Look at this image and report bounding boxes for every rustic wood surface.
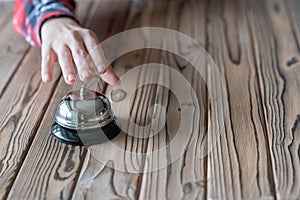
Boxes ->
[0,0,299,199]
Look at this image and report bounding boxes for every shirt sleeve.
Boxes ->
[13,0,77,48]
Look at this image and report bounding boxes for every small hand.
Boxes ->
[40,17,119,85]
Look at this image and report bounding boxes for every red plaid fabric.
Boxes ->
[13,0,76,48]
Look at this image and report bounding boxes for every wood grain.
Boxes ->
[0,0,299,199]
[5,1,93,200]
[206,0,275,199]
[71,1,179,198]
[0,48,61,199]
[137,0,209,199]
[286,0,300,51]
[7,77,84,200]
[0,2,29,96]
[71,51,160,199]
[247,0,300,198]
[0,2,13,30]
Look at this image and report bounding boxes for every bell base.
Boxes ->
[51,120,121,146]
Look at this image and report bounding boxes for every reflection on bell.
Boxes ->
[51,86,121,146]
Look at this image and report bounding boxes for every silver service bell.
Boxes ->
[51,86,121,146]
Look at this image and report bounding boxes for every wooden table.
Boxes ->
[0,0,299,199]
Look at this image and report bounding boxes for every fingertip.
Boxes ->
[96,65,104,73]
[66,74,76,85]
[100,67,120,85]
[42,74,51,83]
[80,69,92,81]
[115,78,121,86]
[41,49,55,84]
[108,78,120,86]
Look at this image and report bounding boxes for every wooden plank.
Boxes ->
[71,1,182,198]
[9,0,131,198]
[71,52,159,197]
[286,0,300,49]
[206,0,276,199]
[0,47,61,199]
[4,0,298,199]
[73,0,209,199]
[0,2,13,31]
[5,1,93,200]
[137,0,209,199]
[7,77,85,200]
[247,0,300,198]
[73,48,170,199]
[83,0,129,41]
[139,60,207,200]
[72,73,156,199]
[0,2,29,96]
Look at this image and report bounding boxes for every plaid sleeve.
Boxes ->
[13,0,77,48]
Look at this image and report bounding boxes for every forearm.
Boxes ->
[13,0,77,48]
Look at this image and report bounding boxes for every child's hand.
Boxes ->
[40,17,119,85]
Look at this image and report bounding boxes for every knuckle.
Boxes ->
[61,63,71,70]
[88,60,94,67]
[75,48,87,60]
[61,51,69,60]
[58,46,70,61]
[42,55,51,65]
[75,48,86,58]
[64,66,72,71]
[42,52,54,66]
[74,49,89,67]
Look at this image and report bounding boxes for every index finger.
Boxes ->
[83,32,110,73]
[100,66,120,86]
